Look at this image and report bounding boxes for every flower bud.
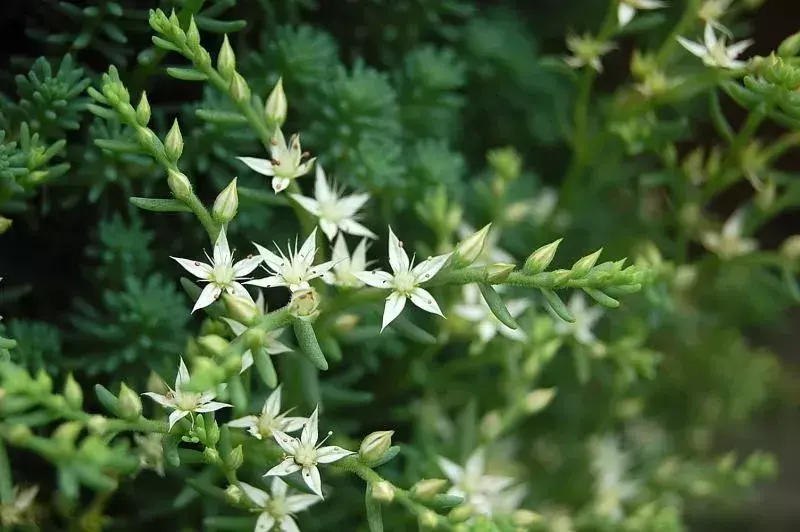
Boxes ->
[136,92,151,126]
[186,16,200,50]
[452,224,491,268]
[524,239,562,274]
[779,31,800,58]
[0,216,12,234]
[449,505,473,523]
[411,478,448,499]
[371,481,396,502]
[198,334,230,357]
[486,262,515,283]
[781,235,800,261]
[289,288,320,318]
[165,120,183,161]
[167,170,193,200]
[118,383,143,421]
[87,415,109,435]
[359,430,394,463]
[222,293,259,325]
[63,373,83,409]
[227,444,244,470]
[230,72,250,102]
[522,387,557,414]
[225,484,243,504]
[217,35,236,80]
[35,370,52,394]
[419,510,439,529]
[487,147,522,183]
[53,421,83,447]
[571,248,602,277]
[513,510,542,526]
[212,178,239,223]
[7,425,32,445]
[265,77,288,127]
[480,410,503,441]
[203,447,222,465]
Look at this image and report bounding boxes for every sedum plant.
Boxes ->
[0,0,797,530]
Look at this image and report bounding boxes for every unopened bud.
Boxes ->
[222,293,259,325]
[487,147,522,183]
[186,17,200,50]
[452,224,491,268]
[63,373,83,409]
[411,478,448,499]
[486,262,515,283]
[203,447,222,465]
[217,35,236,79]
[7,425,32,445]
[523,388,557,414]
[87,415,109,435]
[167,170,192,200]
[165,120,183,161]
[524,239,562,274]
[371,481,396,502]
[779,31,800,58]
[781,235,800,261]
[225,484,243,504]
[118,383,143,421]
[35,370,52,394]
[227,444,244,470]
[480,410,503,441]
[0,216,11,234]
[198,334,230,357]
[419,509,439,529]
[54,421,83,446]
[230,72,250,102]
[571,248,602,277]
[289,288,320,318]
[136,92,151,126]
[449,505,473,523]
[513,510,543,526]
[359,430,394,463]
[213,178,239,223]
[265,77,288,127]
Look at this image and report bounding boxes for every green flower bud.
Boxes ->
[0,216,12,234]
[117,383,143,421]
[188,357,225,392]
[217,35,236,80]
[198,335,230,357]
[781,235,800,261]
[452,224,491,268]
[35,370,52,394]
[480,410,503,441]
[63,373,83,409]
[136,127,160,151]
[486,262,515,283]
[449,505,473,523]
[227,444,244,470]
[289,288,320,319]
[165,120,183,161]
[225,484,243,504]
[513,510,542,526]
[487,147,522,183]
[212,178,239,223]
[359,430,394,464]
[222,293,259,326]
[411,478,448,499]
[136,92,151,126]
[230,72,250,102]
[7,425,32,445]
[206,418,221,447]
[371,481,396,502]
[779,31,800,58]
[186,16,201,51]
[419,509,440,529]
[522,387,557,414]
[524,239,562,274]
[87,415,110,435]
[167,170,193,200]
[53,421,83,447]
[571,248,602,277]
[203,447,222,465]
[265,77,288,127]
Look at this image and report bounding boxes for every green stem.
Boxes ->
[0,439,13,503]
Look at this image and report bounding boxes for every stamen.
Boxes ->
[317,430,335,448]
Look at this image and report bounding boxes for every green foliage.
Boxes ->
[4,320,63,375]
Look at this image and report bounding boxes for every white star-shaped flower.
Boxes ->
[437,448,523,516]
[265,407,354,498]
[172,227,262,313]
[676,23,752,70]
[589,436,639,522]
[0,485,38,527]
[248,229,335,292]
[699,0,733,34]
[240,478,320,532]
[453,285,529,345]
[355,227,451,331]
[565,34,616,73]
[700,208,758,260]
[222,291,292,373]
[553,293,604,345]
[228,385,307,440]
[617,0,666,28]
[143,358,231,430]
[321,235,371,288]
[237,127,316,194]
[289,165,376,241]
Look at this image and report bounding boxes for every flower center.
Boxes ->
[392,271,417,294]
[211,265,235,286]
[294,443,317,468]
[256,413,276,438]
[176,392,200,411]
[267,498,287,519]
[319,200,343,223]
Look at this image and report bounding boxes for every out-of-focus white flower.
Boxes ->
[437,448,525,516]
[553,293,604,345]
[355,228,451,331]
[453,285,529,345]
[699,0,733,34]
[222,291,292,373]
[565,34,616,72]
[172,227,261,313]
[248,229,335,292]
[0,485,38,527]
[618,0,666,27]
[228,385,306,440]
[240,478,320,532]
[142,358,231,430]
[265,407,354,498]
[290,165,375,241]
[322,235,371,288]
[236,127,316,194]
[677,23,752,69]
[589,436,639,521]
[700,208,758,260]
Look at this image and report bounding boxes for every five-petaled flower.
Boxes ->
[222,291,293,373]
[265,407,354,498]
[240,478,320,532]
[321,235,371,288]
[676,23,752,70]
[172,227,261,313]
[248,229,335,292]
[617,0,666,28]
[565,34,617,72]
[453,285,529,345]
[143,358,231,430]
[237,127,316,194]
[355,227,451,331]
[290,165,376,241]
[700,208,758,260]
[553,293,604,345]
[228,385,307,440]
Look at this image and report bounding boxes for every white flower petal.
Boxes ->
[302,466,323,498]
[412,253,451,283]
[676,36,708,59]
[272,430,301,455]
[279,516,301,532]
[239,482,270,507]
[233,255,263,277]
[254,243,286,272]
[408,287,444,317]
[618,4,635,26]
[339,219,377,239]
[142,392,174,408]
[265,340,293,355]
[316,445,355,464]
[314,165,334,204]
[237,156,274,176]
[265,458,301,477]
[354,270,393,289]
[307,260,336,279]
[381,292,407,331]
[168,409,190,431]
[352,238,369,270]
[285,493,321,513]
[213,227,232,266]
[227,282,252,302]
[726,39,753,59]
[290,194,321,217]
[246,276,286,289]
[195,401,232,413]
[301,407,320,446]
[280,417,308,432]
[337,194,370,216]
[240,348,253,372]
[271,476,288,498]
[171,257,212,280]
[273,177,291,194]
[465,448,486,480]
[255,513,276,532]
[228,415,258,429]
[192,284,222,313]
[387,227,410,273]
[222,317,247,337]
[437,456,464,483]
[319,219,339,241]
[177,358,191,390]
[297,229,318,268]
[264,385,283,417]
